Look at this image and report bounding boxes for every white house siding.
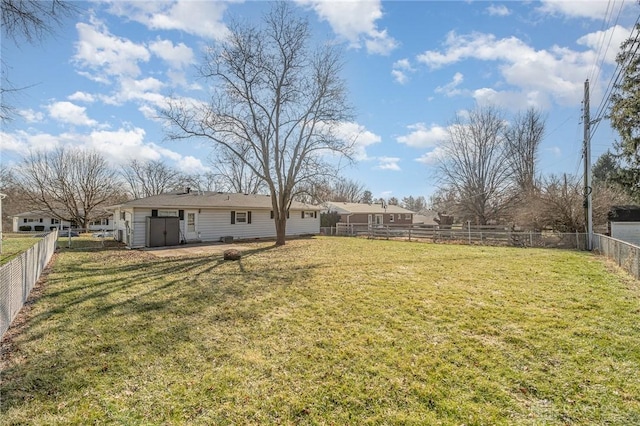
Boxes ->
[611,222,640,247]
[132,209,152,248]
[286,212,320,235]
[197,209,319,242]
[112,208,134,246]
[113,207,319,249]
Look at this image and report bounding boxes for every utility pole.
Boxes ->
[583,79,593,250]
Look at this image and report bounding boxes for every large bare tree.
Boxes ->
[121,159,186,199]
[163,2,355,245]
[15,147,120,229]
[436,106,513,224]
[504,108,545,193]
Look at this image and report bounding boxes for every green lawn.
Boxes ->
[1,237,639,425]
[0,234,43,266]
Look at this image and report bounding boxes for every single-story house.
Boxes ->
[12,210,114,233]
[608,205,640,247]
[412,209,440,227]
[109,190,321,248]
[323,201,415,226]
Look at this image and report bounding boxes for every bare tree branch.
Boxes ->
[162,2,355,245]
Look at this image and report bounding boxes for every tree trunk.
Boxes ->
[275,214,287,246]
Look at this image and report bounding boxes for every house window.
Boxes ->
[231,210,252,224]
[158,210,178,217]
[405,214,411,220]
[187,213,196,232]
[235,212,247,223]
[389,214,394,223]
[375,214,383,225]
[51,218,60,225]
[120,211,126,220]
[303,211,314,218]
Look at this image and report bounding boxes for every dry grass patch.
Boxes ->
[1,237,639,425]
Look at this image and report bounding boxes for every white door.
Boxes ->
[186,211,198,241]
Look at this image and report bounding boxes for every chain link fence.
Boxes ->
[593,234,640,280]
[1,230,58,338]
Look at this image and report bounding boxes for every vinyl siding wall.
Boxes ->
[115,207,319,248]
[611,222,640,247]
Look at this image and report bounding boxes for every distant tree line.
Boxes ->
[428,105,635,232]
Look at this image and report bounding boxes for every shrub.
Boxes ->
[34,226,45,231]
[19,225,32,231]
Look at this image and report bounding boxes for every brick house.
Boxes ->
[323,201,414,226]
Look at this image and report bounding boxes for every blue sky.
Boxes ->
[1,0,637,201]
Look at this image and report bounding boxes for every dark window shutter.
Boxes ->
[314,211,317,218]
[24,218,27,223]
[301,211,305,219]
[270,210,274,219]
[40,218,43,223]
[248,211,252,224]
[179,210,184,220]
[106,219,109,225]
[151,209,158,217]
[231,211,235,224]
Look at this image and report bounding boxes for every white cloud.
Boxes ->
[435,72,464,97]
[74,19,150,80]
[149,39,194,69]
[577,25,631,65]
[392,58,415,84]
[472,87,552,110]
[416,30,609,108]
[19,109,44,123]
[334,121,381,161]
[47,101,97,127]
[537,0,626,20]
[68,91,96,103]
[486,4,511,17]
[397,123,448,148]
[176,155,209,174]
[376,156,401,171]
[104,0,231,40]
[0,130,61,153]
[296,0,398,55]
[415,147,447,165]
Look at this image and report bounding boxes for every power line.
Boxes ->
[591,12,640,137]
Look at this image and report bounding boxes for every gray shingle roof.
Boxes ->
[324,201,414,215]
[112,192,321,210]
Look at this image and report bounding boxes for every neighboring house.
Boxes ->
[323,201,414,226]
[412,209,440,227]
[11,210,114,232]
[109,190,321,249]
[608,205,640,247]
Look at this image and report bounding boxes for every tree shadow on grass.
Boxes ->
[0,242,322,420]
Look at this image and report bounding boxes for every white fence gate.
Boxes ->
[1,230,58,338]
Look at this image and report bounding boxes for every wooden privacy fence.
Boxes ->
[1,230,58,338]
[592,233,640,280]
[335,223,589,250]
